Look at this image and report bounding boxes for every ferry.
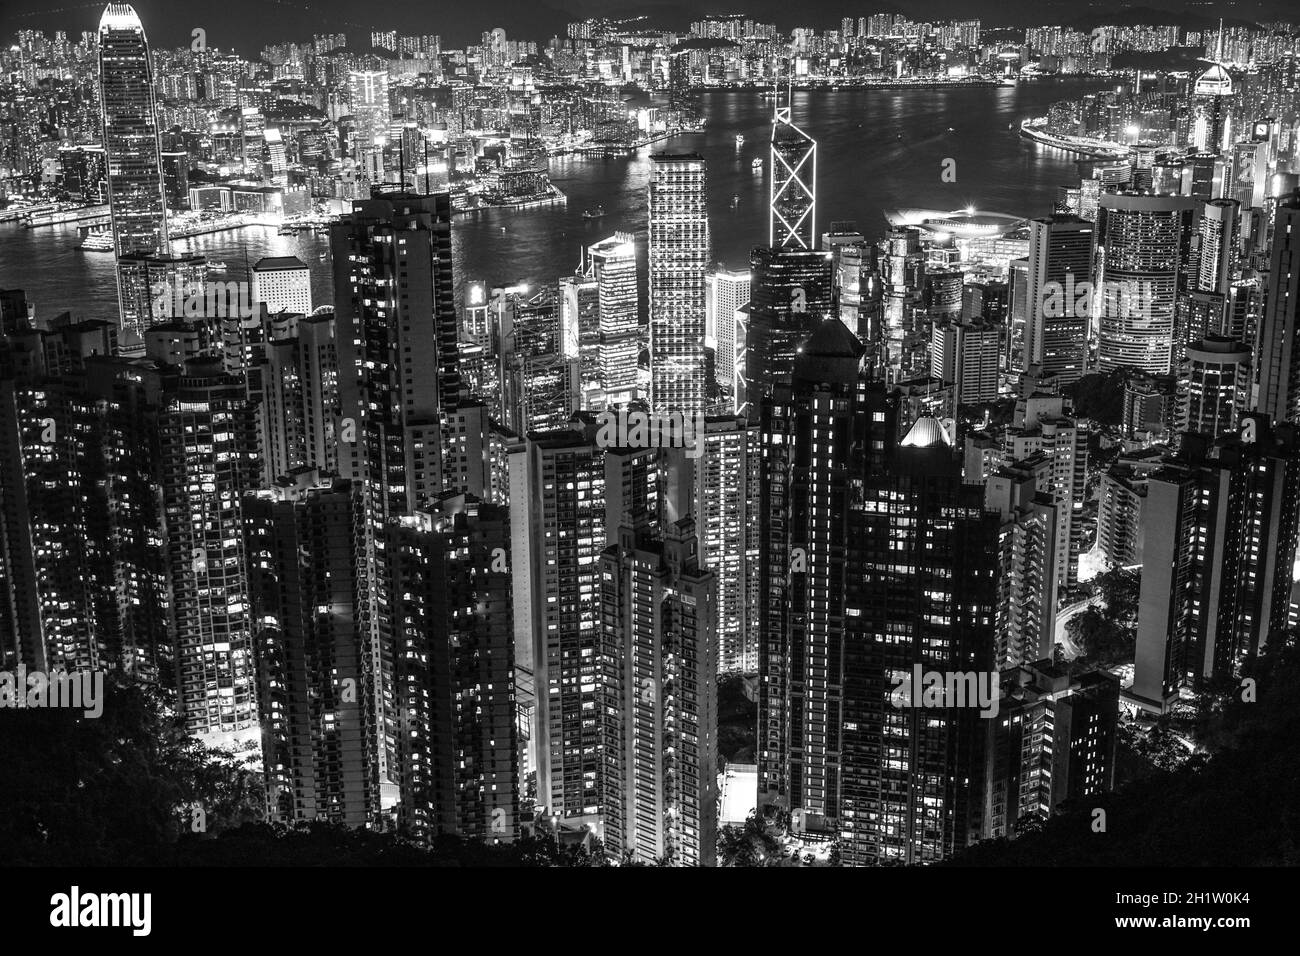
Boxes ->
[75,231,114,252]
[208,260,228,271]
[582,205,605,219]
[735,134,744,146]
[751,157,763,170]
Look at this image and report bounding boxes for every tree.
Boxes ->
[1066,370,1126,426]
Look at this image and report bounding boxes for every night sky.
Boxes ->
[0,0,1288,54]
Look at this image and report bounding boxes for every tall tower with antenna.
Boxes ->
[769,80,817,250]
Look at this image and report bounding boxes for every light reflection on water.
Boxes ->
[0,81,1106,323]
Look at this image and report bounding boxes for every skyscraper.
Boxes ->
[600,449,717,865]
[517,424,607,827]
[649,154,709,415]
[1134,417,1300,708]
[331,190,461,804]
[1254,190,1300,424]
[705,268,750,405]
[587,234,641,408]
[160,358,262,750]
[261,314,341,481]
[1025,214,1093,384]
[252,256,313,315]
[348,68,391,154]
[694,416,761,673]
[769,85,817,250]
[985,663,1118,838]
[1179,336,1250,440]
[986,460,1060,670]
[384,493,519,842]
[98,4,167,259]
[740,246,833,418]
[1094,193,1200,375]
[244,473,374,827]
[758,318,999,864]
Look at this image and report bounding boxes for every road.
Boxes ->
[1054,595,1102,660]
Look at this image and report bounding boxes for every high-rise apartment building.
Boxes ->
[1134,417,1300,708]
[1255,190,1300,424]
[160,358,262,750]
[984,663,1118,838]
[600,449,717,865]
[694,416,761,673]
[244,472,374,827]
[383,493,519,842]
[516,423,607,826]
[986,461,1059,671]
[331,190,461,803]
[1179,336,1250,440]
[261,313,341,481]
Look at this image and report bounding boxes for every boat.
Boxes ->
[75,231,114,252]
[999,76,1017,87]
[318,252,328,262]
[208,260,227,271]
[751,157,763,170]
[731,194,739,208]
[582,205,605,219]
[735,134,744,146]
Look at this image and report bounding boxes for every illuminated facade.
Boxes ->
[649,154,709,415]
[589,233,641,408]
[1025,214,1093,384]
[384,494,519,843]
[331,190,462,804]
[694,416,761,673]
[244,474,374,827]
[769,84,817,250]
[160,358,262,750]
[705,267,749,404]
[520,426,607,827]
[1094,192,1200,375]
[758,318,998,864]
[600,449,717,865]
[1135,417,1300,708]
[98,3,168,259]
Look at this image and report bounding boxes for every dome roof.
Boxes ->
[900,414,952,449]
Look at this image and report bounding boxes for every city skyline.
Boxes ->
[1,1,1299,897]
